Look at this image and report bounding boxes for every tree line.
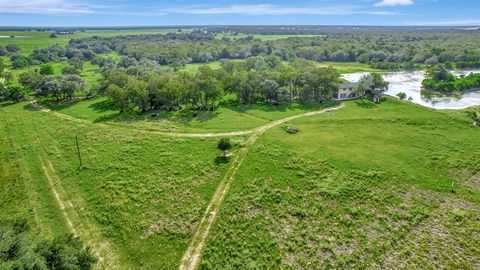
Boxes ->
[422,65,480,92]
[63,30,480,70]
[17,68,87,100]
[96,58,339,113]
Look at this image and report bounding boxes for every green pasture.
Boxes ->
[0,101,233,269]
[40,96,338,133]
[201,98,480,269]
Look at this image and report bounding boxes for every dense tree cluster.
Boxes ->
[19,69,87,100]
[422,65,480,92]
[99,57,340,113]
[59,28,480,71]
[0,219,97,269]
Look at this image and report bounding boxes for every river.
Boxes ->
[341,69,480,109]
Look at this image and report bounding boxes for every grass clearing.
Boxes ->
[2,49,479,269]
[200,98,480,269]
[0,101,236,269]
[41,97,339,133]
[315,61,381,74]
[0,29,178,54]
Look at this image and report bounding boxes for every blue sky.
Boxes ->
[0,0,479,27]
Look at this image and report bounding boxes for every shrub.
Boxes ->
[40,64,55,75]
[217,138,232,157]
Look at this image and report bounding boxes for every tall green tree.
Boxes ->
[354,73,389,103]
[107,84,129,113]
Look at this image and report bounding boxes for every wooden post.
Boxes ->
[75,135,82,168]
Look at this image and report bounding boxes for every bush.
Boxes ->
[2,85,26,102]
[62,65,81,75]
[217,138,232,156]
[12,56,31,69]
[0,46,7,56]
[5,44,19,53]
[40,64,55,75]
[396,92,407,100]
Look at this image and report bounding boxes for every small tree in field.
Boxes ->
[40,64,54,75]
[396,92,407,100]
[217,138,232,157]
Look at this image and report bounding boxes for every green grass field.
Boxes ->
[2,97,479,269]
[316,61,380,74]
[40,96,339,133]
[1,29,479,269]
[0,29,178,54]
[0,101,234,269]
[200,99,480,269]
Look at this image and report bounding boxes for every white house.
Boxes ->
[333,83,360,100]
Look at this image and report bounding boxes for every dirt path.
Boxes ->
[38,154,120,269]
[31,99,343,269]
[28,114,120,269]
[32,100,343,138]
[178,104,343,270]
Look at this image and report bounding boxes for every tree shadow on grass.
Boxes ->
[23,102,38,111]
[88,99,115,113]
[225,99,339,116]
[355,100,377,109]
[0,101,23,109]
[38,98,82,111]
[214,156,230,165]
[93,106,220,125]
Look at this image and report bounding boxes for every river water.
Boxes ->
[341,69,480,109]
[0,36,31,38]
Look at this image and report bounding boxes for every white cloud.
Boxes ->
[160,4,395,16]
[0,0,99,14]
[374,0,414,7]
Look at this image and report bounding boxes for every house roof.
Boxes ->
[339,83,356,88]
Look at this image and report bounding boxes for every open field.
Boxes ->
[40,97,338,133]
[0,29,178,54]
[315,61,380,74]
[1,25,480,269]
[200,98,480,269]
[0,101,235,269]
[2,96,479,269]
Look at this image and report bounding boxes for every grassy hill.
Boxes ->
[1,97,479,269]
[200,99,480,269]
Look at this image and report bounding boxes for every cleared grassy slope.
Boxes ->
[0,101,235,269]
[41,97,339,133]
[200,98,480,269]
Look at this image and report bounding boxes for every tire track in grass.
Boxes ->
[32,100,343,138]
[0,109,41,230]
[179,104,344,270]
[30,108,121,270]
[31,98,344,269]
[38,152,121,269]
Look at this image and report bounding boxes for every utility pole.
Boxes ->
[75,135,82,168]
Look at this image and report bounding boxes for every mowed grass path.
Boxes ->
[200,99,480,269]
[2,98,479,269]
[0,101,236,269]
[41,97,339,134]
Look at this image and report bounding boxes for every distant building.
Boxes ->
[333,82,361,100]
